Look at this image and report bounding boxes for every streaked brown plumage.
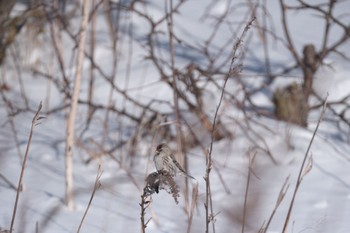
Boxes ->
[153,143,195,179]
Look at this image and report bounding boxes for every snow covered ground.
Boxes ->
[1,1,350,233]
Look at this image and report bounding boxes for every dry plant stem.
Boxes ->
[263,176,290,233]
[186,184,199,233]
[87,0,97,124]
[204,149,212,233]
[167,0,179,173]
[205,17,255,233]
[242,152,257,233]
[64,0,90,210]
[282,97,328,233]
[166,0,190,214]
[9,102,43,233]
[77,164,102,233]
[101,0,120,148]
[46,6,68,92]
[140,193,151,233]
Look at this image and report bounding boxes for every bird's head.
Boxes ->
[155,143,169,155]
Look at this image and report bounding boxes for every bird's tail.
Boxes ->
[180,171,195,180]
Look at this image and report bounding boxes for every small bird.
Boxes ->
[153,143,195,179]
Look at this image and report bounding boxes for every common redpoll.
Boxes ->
[153,143,195,179]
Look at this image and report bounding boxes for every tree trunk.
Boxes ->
[273,44,318,127]
[302,44,317,100]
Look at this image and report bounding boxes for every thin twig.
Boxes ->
[0,173,17,191]
[205,16,255,233]
[186,183,199,233]
[100,0,121,153]
[0,91,23,163]
[278,0,302,67]
[76,164,102,233]
[165,0,191,215]
[262,175,290,233]
[242,151,257,233]
[86,0,97,127]
[140,193,151,233]
[9,102,43,233]
[282,96,328,233]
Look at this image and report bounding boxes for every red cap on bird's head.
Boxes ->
[156,144,164,153]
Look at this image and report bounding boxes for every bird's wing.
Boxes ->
[170,153,185,172]
[170,153,195,179]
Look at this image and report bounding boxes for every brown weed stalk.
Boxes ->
[205,16,256,233]
[140,171,181,232]
[242,151,257,233]
[9,102,43,233]
[76,164,102,233]
[260,176,290,233]
[282,96,328,233]
[140,192,151,233]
